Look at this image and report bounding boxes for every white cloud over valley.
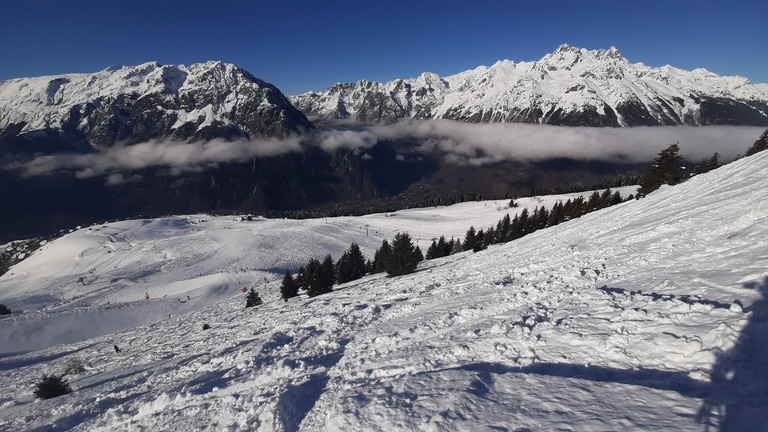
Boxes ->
[6,122,765,183]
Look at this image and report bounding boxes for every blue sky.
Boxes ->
[1,0,766,95]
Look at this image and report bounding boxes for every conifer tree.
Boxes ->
[295,266,307,290]
[745,129,768,156]
[436,236,448,257]
[517,208,530,236]
[451,238,463,254]
[245,288,263,308]
[611,191,623,206]
[386,232,421,277]
[33,374,72,399]
[373,240,392,273]
[694,153,720,174]
[280,270,299,301]
[600,189,613,208]
[306,255,334,297]
[336,243,367,283]
[463,226,479,252]
[496,214,512,243]
[548,201,565,226]
[638,143,686,197]
[587,191,601,211]
[473,229,487,252]
[414,245,424,262]
[426,239,440,260]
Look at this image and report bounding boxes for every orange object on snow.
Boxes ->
[241,287,248,293]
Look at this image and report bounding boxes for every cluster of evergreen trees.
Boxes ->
[273,186,633,305]
[426,189,629,260]
[279,235,427,302]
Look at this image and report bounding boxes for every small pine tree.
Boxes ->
[33,374,72,399]
[693,152,721,175]
[336,243,367,284]
[548,201,564,226]
[414,245,424,262]
[426,239,440,260]
[320,254,335,290]
[496,214,512,243]
[745,129,768,156]
[373,240,392,274]
[448,238,460,254]
[295,266,307,290]
[386,232,421,277]
[473,229,487,252]
[587,191,601,211]
[306,256,334,297]
[611,191,623,205]
[245,288,263,308]
[280,270,299,301]
[0,303,10,315]
[463,226,479,252]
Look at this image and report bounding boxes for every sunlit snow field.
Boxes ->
[0,152,767,431]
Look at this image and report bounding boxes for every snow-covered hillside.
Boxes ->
[290,44,768,127]
[1,151,767,430]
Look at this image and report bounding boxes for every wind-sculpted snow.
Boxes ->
[1,152,768,430]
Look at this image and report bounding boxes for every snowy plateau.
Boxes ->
[290,44,768,127]
[1,148,767,430]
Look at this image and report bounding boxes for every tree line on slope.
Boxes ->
[637,128,768,197]
[268,187,634,306]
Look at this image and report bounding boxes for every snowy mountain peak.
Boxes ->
[290,45,768,127]
[0,62,313,148]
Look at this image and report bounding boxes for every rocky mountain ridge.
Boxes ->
[0,61,313,149]
[290,44,768,127]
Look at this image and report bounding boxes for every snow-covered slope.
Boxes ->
[0,61,313,148]
[1,151,767,430]
[291,44,768,127]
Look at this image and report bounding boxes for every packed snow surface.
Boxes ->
[1,153,767,430]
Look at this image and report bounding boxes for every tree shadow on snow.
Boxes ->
[696,276,768,431]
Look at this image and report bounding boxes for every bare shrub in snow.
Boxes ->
[63,357,86,375]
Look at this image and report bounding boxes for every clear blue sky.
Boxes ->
[1,0,766,95]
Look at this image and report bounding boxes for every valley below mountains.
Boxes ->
[1,46,766,244]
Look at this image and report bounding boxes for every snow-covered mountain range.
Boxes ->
[290,44,768,127]
[1,148,767,430]
[0,61,313,148]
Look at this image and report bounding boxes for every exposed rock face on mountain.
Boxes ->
[290,44,768,127]
[0,61,314,149]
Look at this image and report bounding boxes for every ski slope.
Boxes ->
[0,152,767,430]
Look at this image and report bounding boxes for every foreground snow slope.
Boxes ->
[0,152,766,429]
